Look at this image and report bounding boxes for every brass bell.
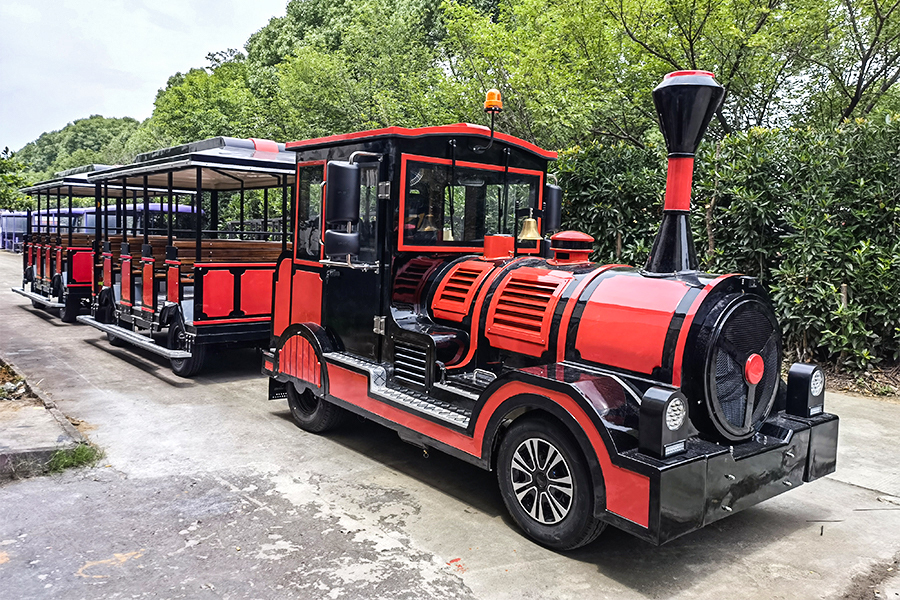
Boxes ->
[442,227,455,242]
[517,209,542,241]
[420,212,437,232]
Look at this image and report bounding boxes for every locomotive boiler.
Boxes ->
[264,71,839,549]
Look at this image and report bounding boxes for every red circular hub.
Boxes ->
[745,353,765,385]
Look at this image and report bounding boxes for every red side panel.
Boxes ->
[166,261,180,303]
[279,335,321,386]
[432,260,494,322]
[56,248,63,275]
[121,256,132,305]
[202,269,235,318]
[485,267,574,356]
[70,250,92,285]
[325,366,651,528]
[290,270,322,325]
[273,259,293,338]
[142,259,155,311]
[240,269,274,317]
[575,275,690,374]
[102,253,113,288]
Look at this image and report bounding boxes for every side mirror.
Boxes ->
[543,183,562,233]
[325,161,361,225]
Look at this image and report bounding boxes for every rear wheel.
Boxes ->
[497,418,606,551]
[286,382,345,433]
[167,316,206,377]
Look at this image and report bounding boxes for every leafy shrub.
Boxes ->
[555,118,900,371]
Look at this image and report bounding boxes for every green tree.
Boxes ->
[0,148,33,211]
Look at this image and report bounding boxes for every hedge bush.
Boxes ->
[555,118,900,371]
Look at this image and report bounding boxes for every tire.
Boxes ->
[167,316,206,377]
[31,299,42,309]
[286,382,345,433]
[497,417,607,551]
[58,292,78,323]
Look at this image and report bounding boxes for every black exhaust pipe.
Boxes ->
[645,71,724,274]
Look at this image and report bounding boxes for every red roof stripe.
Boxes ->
[285,123,557,159]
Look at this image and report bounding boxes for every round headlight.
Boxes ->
[665,397,686,431]
[810,370,825,397]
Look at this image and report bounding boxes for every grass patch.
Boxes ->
[46,443,104,473]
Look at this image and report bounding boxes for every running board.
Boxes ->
[76,315,192,359]
[11,287,64,308]
[325,352,472,428]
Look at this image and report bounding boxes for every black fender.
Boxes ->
[51,274,63,298]
[273,322,336,397]
[158,303,182,328]
[23,265,34,285]
[474,367,647,523]
[95,287,117,324]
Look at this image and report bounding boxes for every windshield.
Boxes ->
[401,157,541,251]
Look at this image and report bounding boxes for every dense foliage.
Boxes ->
[4,0,900,371]
[556,118,900,369]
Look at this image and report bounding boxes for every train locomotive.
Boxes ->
[263,71,839,549]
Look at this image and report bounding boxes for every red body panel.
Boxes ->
[142,259,155,312]
[71,250,93,284]
[485,267,573,357]
[273,259,293,338]
[240,269,274,316]
[202,269,235,318]
[575,275,690,374]
[280,335,321,386]
[289,270,323,326]
[327,364,650,527]
[121,256,132,306]
[166,261,180,303]
[431,260,493,322]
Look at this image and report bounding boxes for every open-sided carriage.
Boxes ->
[77,137,295,376]
[262,74,839,549]
[14,165,116,321]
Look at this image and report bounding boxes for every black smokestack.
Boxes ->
[645,71,724,274]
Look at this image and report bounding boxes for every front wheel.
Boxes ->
[167,317,206,377]
[497,418,606,551]
[286,382,345,433]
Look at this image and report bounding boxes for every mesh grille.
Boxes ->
[711,301,779,430]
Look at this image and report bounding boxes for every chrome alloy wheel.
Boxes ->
[510,437,574,525]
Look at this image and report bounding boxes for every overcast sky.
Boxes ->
[0,0,287,152]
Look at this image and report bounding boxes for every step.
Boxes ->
[325,352,472,428]
[11,287,64,309]
[76,315,192,359]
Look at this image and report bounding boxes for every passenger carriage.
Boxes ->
[77,137,295,376]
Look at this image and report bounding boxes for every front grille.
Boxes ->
[710,299,780,432]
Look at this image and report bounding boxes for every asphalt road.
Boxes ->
[1,250,899,600]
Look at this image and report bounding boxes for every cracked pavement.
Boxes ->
[2,251,900,600]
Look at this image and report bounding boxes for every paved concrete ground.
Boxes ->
[0,361,83,478]
[1,250,899,600]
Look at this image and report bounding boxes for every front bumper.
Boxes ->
[619,410,838,545]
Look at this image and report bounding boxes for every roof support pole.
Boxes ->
[211,190,219,239]
[121,181,128,244]
[142,175,150,248]
[239,183,245,240]
[67,185,73,247]
[93,184,102,254]
[281,175,287,253]
[263,188,269,242]
[55,188,61,243]
[167,172,174,247]
[195,167,203,263]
